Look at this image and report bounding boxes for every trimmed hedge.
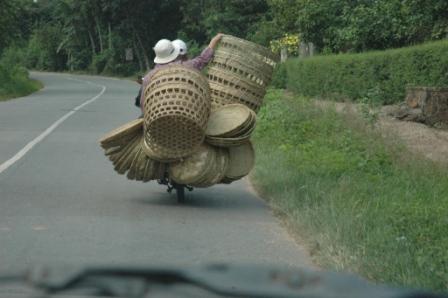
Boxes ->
[286,40,448,104]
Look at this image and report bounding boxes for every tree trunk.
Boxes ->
[87,30,96,56]
[95,17,104,52]
[133,37,144,72]
[135,31,150,70]
[108,22,113,50]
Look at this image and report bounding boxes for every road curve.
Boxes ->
[0,72,312,270]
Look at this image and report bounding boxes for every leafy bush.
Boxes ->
[0,47,42,100]
[270,63,287,89]
[286,40,448,104]
[91,49,113,74]
[26,25,66,71]
[252,89,448,291]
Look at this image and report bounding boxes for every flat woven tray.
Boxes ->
[99,119,165,181]
[205,104,252,136]
[224,141,255,179]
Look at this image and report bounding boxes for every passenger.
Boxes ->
[172,39,188,61]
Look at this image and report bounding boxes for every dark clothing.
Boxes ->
[134,87,142,107]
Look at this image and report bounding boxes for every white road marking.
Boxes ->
[32,225,48,231]
[0,77,106,174]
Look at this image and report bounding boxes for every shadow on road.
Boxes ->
[132,184,265,211]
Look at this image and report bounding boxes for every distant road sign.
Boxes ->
[125,48,133,61]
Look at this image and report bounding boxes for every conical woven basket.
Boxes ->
[207,35,278,113]
[143,65,211,161]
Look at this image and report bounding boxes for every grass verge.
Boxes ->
[251,89,448,291]
[0,67,43,101]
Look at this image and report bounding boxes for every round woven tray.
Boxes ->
[222,111,256,137]
[205,104,252,137]
[143,65,211,161]
[191,147,229,188]
[168,143,216,185]
[99,118,143,148]
[205,135,251,148]
[224,141,255,179]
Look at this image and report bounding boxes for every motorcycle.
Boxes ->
[157,175,193,203]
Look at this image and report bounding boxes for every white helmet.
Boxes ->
[153,39,180,64]
[172,39,188,56]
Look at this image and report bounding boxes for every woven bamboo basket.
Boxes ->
[207,68,266,112]
[211,52,273,87]
[207,35,278,112]
[219,35,278,67]
[143,65,211,161]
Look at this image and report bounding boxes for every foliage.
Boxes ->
[0,48,42,101]
[26,24,66,71]
[286,40,448,104]
[269,63,287,89]
[270,33,300,56]
[252,89,448,291]
[252,0,448,53]
[2,0,448,74]
[0,0,19,53]
[179,0,269,46]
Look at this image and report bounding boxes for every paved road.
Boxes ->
[0,72,311,271]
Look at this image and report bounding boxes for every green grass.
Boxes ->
[252,89,448,291]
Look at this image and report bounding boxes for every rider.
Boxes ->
[134,39,188,108]
[138,34,223,113]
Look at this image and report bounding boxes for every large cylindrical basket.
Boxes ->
[143,65,211,161]
[207,35,279,113]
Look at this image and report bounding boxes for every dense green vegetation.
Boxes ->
[0,48,42,101]
[252,89,448,291]
[285,40,448,104]
[1,0,447,76]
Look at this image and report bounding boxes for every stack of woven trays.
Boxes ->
[99,119,166,181]
[205,104,256,147]
[207,35,278,113]
[99,36,276,188]
[169,144,229,187]
[170,103,256,186]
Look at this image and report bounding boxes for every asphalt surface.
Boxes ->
[0,72,311,271]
